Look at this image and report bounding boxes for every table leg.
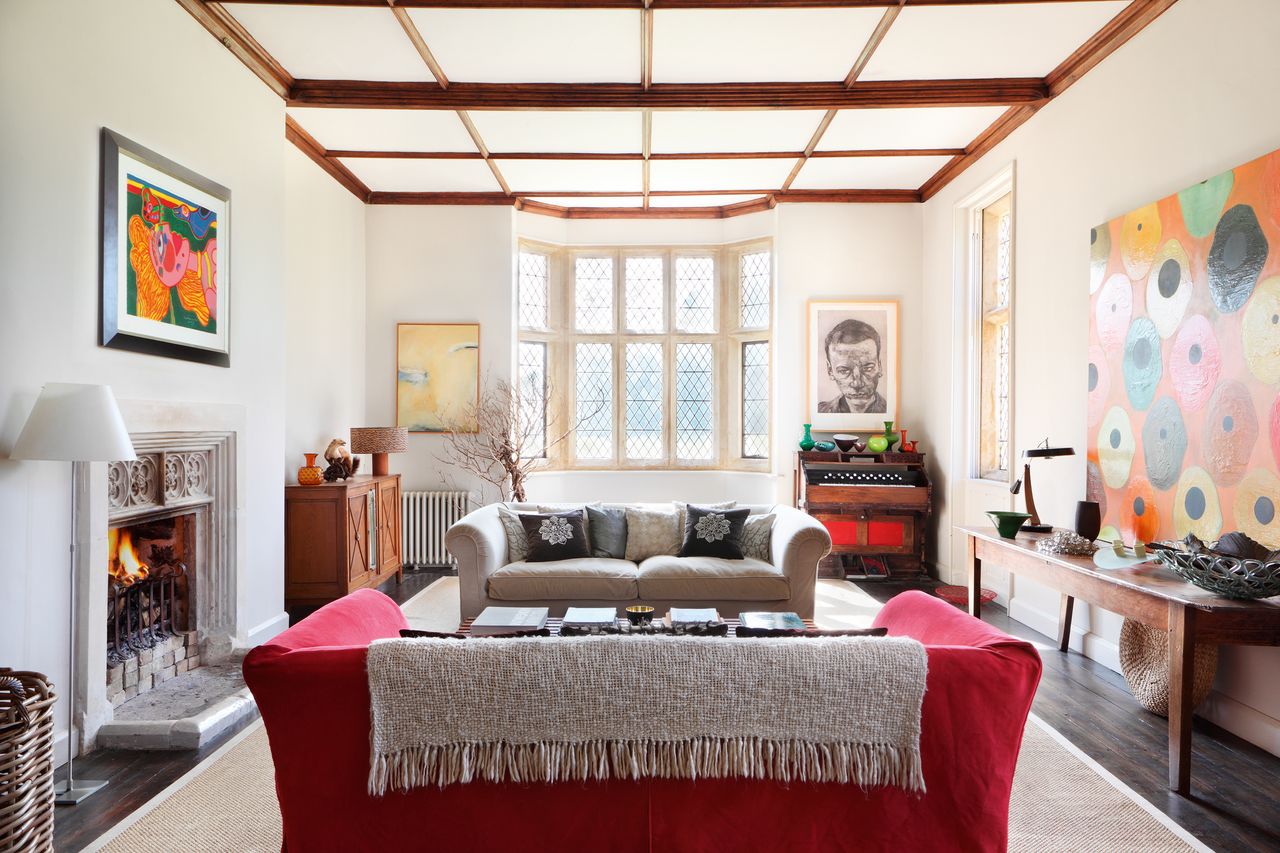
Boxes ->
[1058,594,1075,653]
[1168,602,1196,795]
[967,535,982,618]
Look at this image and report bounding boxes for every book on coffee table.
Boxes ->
[470,606,549,636]
[738,612,806,633]
[665,607,719,627]
[563,607,617,627]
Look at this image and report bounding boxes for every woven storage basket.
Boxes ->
[1118,620,1217,717]
[0,669,56,853]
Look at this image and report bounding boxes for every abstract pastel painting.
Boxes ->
[397,323,480,433]
[1088,147,1280,549]
[101,129,230,366]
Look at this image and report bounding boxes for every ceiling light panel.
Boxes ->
[287,109,478,153]
[470,112,642,154]
[648,195,767,208]
[648,159,794,193]
[652,8,883,84]
[340,158,501,193]
[790,156,953,191]
[499,160,643,194]
[860,1,1130,81]
[223,4,433,82]
[817,107,1007,151]
[528,197,644,208]
[651,111,825,154]
[406,9,640,83]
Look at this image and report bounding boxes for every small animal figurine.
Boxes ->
[322,438,360,481]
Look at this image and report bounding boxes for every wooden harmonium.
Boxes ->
[803,463,925,488]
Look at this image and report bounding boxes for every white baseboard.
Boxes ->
[1007,595,1121,674]
[244,611,289,648]
[1200,690,1280,756]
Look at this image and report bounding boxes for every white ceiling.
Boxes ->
[859,2,1130,81]
[216,1,1137,209]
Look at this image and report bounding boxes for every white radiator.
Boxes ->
[401,490,471,568]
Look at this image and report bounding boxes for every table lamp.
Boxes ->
[11,383,136,805]
[349,427,408,476]
[1011,440,1075,533]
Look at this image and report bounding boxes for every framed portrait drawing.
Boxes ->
[101,129,230,366]
[396,323,480,433]
[807,300,899,432]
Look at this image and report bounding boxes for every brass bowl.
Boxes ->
[625,605,655,626]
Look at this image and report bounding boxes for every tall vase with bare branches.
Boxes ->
[437,376,581,503]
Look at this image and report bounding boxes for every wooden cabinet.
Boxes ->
[285,474,403,608]
[794,452,932,578]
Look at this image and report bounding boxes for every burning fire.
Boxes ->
[109,528,150,586]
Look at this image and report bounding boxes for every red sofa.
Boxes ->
[244,589,1041,852]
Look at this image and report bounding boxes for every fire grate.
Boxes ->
[107,547,186,669]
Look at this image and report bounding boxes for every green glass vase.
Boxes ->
[882,420,899,451]
[799,424,816,451]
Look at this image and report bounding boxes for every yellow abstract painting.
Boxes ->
[396,323,480,433]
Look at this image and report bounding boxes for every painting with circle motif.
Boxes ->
[1088,147,1280,550]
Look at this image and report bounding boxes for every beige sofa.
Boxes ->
[446,502,831,620]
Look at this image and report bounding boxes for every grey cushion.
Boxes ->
[741,513,775,562]
[637,556,790,601]
[497,508,530,563]
[586,505,628,559]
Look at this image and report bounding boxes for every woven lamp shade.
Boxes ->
[350,427,408,476]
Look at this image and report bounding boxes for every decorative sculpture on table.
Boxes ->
[322,438,360,482]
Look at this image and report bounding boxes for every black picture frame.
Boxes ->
[101,128,231,367]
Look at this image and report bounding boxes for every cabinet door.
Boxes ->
[346,489,372,584]
[376,478,402,574]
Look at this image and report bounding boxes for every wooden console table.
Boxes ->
[960,525,1280,797]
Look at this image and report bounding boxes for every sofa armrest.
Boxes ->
[446,503,509,620]
[769,505,831,619]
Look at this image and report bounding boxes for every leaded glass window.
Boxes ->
[518,341,547,458]
[675,343,714,460]
[575,343,613,459]
[575,257,614,333]
[739,251,770,329]
[625,257,664,333]
[625,343,664,459]
[742,342,769,459]
[675,256,715,333]
[518,251,549,330]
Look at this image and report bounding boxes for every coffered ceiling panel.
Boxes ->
[651,111,826,155]
[790,156,953,191]
[340,158,502,193]
[651,8,883,84]
[407,9,640,83]
[860,2,1130,81]
[649,159,795,193]
[817,107,1008,152]
[499,159,643,194]
[470,111,643,154]
[529,197,644,209]
[222,4,433,82]
[287,108,478,153]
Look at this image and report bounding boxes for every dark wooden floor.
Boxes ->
[53,573,1280,851]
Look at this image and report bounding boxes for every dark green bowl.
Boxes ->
[987,511,1031,539]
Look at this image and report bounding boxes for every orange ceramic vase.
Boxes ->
[297,453,324,486]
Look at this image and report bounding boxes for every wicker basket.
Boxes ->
[1155,550,1280,600]
[0,669,56,853]
[1118,620,1217,717]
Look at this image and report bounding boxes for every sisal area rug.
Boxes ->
[88,578,1211,853]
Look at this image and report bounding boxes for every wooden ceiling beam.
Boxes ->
[287,78,1048,110]
[389,4,451,88]
[174,0,293,98]
[455,109,513,194]
[367,188,916,204]
[917,0,1177,200]
[285,115,372,201]
[325,147,964,159]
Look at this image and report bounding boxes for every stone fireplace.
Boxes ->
[74,407,242,752]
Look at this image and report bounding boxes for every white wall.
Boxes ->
[0,0,289,760]
[285,147,368,475]
[919,0,1280,754]
[363,206,515,497]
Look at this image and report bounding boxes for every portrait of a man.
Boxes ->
[808,301,898,430]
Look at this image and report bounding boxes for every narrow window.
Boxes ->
[624,256,665,333]
[675,256,716,333]
[575,257,614,333]
[574,342,613,460]
[624,342,664,460]
[739,250,771,329]
[675,343,714,460]
[518,251,549,330]
[741,341,769,459]
[517,341,547,458]
[979,193,1013,480]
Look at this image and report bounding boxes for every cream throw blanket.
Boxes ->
[366,635,928,795]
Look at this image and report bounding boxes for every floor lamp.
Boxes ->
[12,383,137,805]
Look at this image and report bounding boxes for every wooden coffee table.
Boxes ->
[960,525,1280,796]
[458,615,817,637]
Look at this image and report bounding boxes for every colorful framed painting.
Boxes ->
[101,129,229,366]
[807,300,899,432]
[1087,147,1280,550]
[396,323,480,433]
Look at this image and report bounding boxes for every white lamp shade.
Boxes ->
[11,383,137,462]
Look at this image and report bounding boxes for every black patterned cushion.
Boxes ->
[679,506,750,559]
[519,510,591,562]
